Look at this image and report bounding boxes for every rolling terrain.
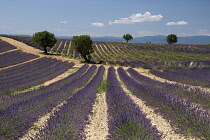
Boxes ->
[0,36,210,140]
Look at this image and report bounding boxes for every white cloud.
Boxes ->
[166,21,187,25]
[109,12,163,25]
[91,22,104,27]
[60,21,68,24]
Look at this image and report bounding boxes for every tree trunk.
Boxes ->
[44,46,48,54]
[83,55,90,63]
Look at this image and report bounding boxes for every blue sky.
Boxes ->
[0,0,210,37]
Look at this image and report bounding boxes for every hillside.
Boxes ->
[2,35,210,69]
[58,35,210,45]
[51,39,210,69]
[0,36,210,140]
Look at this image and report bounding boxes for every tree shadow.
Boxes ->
[40,52,61,56]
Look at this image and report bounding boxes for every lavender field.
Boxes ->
[0,36,210,140]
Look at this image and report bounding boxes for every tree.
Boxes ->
[166,34,177,44]
[71,35,93,63]
[123,34,133,42]
[32,31,57,54]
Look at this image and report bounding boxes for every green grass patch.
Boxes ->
[97,80,110,94]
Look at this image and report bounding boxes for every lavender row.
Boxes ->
[111,60,210,69]
[118,67,210,139]
[164,68,210,79]
[0,50,39,68]
[149,60,210,69]
[173,67,210,76]
[50,39,71,55]
[1,35,43,50]
[0,65,96,139]
[128,68,210,110]
[0,57,56,79]
[0,40,17,53]
[150,69,210,87]
[106,67,161,139]
[62,40,71,55]
[50,39,61,52]
[0,58,61,82]
[0,64,89,111]
[57,39,66,53]
[0,61,74,96]
[108,60,151,68]
[130,43,210,54]
[165,44,210,53]
[35,66,104,140]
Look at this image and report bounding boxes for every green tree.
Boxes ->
[166,34,177,44]
[71,35,93,63]
[123,34,133,42]
[32,31,57,54]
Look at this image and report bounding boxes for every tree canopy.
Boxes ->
[32,31,57,54]
[123,34,133,42]
[71,35,93,63]
[166,34,177,44]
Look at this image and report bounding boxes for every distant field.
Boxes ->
[3,35,210,69]
[50,38,210,69]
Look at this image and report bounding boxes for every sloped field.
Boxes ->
[2,35,210,69]
[0,37,209,140]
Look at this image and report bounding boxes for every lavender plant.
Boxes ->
[0,57,57,80]
[127,68,210,109]
[0,64,89,111]
[150,68,210,87]
[0,65,96,139]
[0,50,39,68]
[36,66,105,139]
[118,67,210,139]
[0,40,17,53]
[106,67,161,140]
[0,61,74,95]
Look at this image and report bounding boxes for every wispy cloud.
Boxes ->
[59,21,68,24]
[196,30,210,36]
[109,12,163,25]
[91,22,104,27]
[166,21,187,25]
[136,30,165,37]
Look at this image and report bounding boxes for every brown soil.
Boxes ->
[85,68,108,140]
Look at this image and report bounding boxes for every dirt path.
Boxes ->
[85,68,108,140]
[0,48,19,54]
[85,93,108,140]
